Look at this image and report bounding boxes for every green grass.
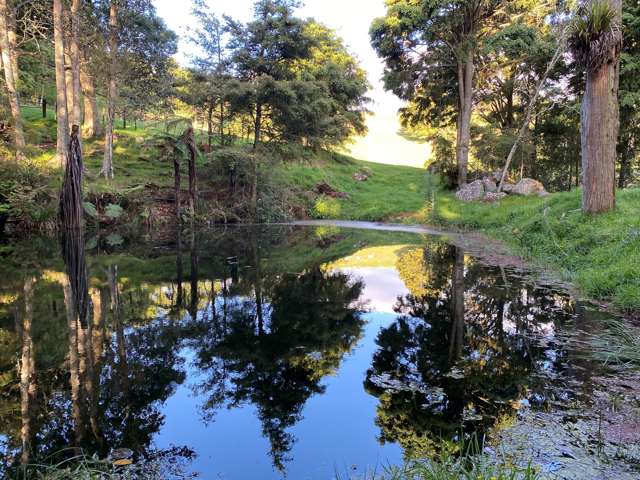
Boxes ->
[427,183,640,312]
[282,152,427,221]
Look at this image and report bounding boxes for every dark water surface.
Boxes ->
[0,225,619,478]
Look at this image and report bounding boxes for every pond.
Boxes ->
[0,224,635,479]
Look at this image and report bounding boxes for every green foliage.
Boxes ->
[569,0,622,72]
[0,161,57,230]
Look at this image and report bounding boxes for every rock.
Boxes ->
[314,182,348,198]
[353,172,369,182]
[484,192,507,202]
[482,177,498,193]
[110,448,134,460]
[502,182,516,194]
[512,178,547,196]
[455,180,485,202]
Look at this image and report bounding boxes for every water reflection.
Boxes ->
[366,244,583,459]
[0,226,612,478]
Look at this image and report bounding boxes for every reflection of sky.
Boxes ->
[156,312,401,479]
[337,267,410,314]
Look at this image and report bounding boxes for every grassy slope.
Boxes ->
[18,106,427,222]
[428,186,640,312]
[282,154,427,221]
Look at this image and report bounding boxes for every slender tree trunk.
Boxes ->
[102,1,117,179]
[42,97,47,119]
[207,105,213,149]
[174,149,181,219]
[456,57,473,186]
[184,126,198,216]
[253,102,262,149]
[53,0,69,166]
[69,0,82,144]
[618,138,633,188]
[0,0,25,155]
[80,59,102,137]
[219,101,225,147]
[581,0,621,214]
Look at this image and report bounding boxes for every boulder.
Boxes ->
[502,182,516,194]
[482,177,498,193]
[484,192,507,202]
[512,178,547,197]
[455,180,485,202]
[353,172,369,182]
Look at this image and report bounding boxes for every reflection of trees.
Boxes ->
[189,264,365,471]
[367,244,576,459]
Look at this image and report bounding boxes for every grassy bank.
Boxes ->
[425,183,640,312]
[1,107,427,230]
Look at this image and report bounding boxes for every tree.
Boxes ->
[188,0,231,148]
[101,0,117,179]
[371,0,502,186]
[53,0,69,166]
[0,0,25,156]
[569,0,623,213]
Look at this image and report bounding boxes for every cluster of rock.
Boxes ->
[455,172,549,203]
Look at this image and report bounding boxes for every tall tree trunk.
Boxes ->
[618,137,633,188]
[219,101,225,147]
[102,1,117,179]
[581,0,621,214]
[456,56,473,186]
[253,102,262,149]
[207,104,213,149]
[53,0,69,166]
[184,126,198,216]
[80,59,102,138]
[0,0,25,155]
[69,0,82,143]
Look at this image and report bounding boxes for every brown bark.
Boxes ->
[580,0,621,214]
[184,126,198,215]
[69,0,82,140]
[456,56,473,186]
[80,59,102,137]
[53,0,69,166]
[102,0,117,179]
[0,0,25,155]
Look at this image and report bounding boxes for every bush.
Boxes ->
[0,160,57,231]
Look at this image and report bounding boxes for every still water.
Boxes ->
[0,224,617,478]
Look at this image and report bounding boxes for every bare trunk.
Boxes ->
[102,1,117,179]
[581,0,621,214]
[207,105,213,149]
[53,0,69,166]
[219,101,225,147]
[69,0,82,143]
[0,0,25,155]
[253,102,262,150]
[184,126,198,216]
[449,247,465,363]
[498,48,564,191]
[80,59,102,137]
[456,57,473,186]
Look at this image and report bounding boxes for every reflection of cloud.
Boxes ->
[335,267,409,314]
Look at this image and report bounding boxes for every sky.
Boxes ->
[152,0,429,167]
